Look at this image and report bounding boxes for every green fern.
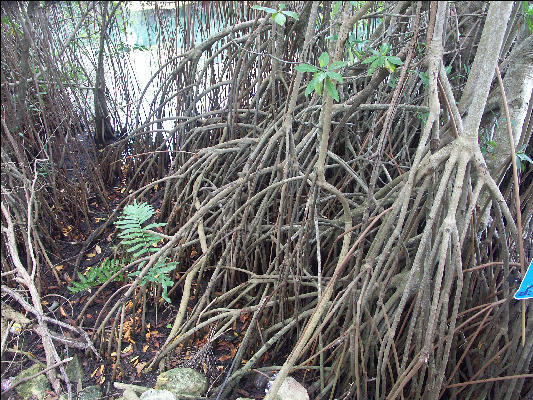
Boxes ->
[68,200,177,302]
[68,258,125,293]
[115,200,166,259]
[115,200,177,303]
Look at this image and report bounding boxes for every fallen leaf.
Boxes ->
[142,344,149,352]
[95,245,102,254]
[217,342,236,362]
[91,364,104,378]
[146,330,160,340]
[239,311,250,323]
[59,306,67,318]
[54,265,63,271]
[136,361,147,375]
[121,344,133,355]
[86,252,96,259]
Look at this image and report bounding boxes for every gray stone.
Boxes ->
[78,385,102,400]
[14,363,50,400]
[64,354,83,389]
[254,371,276,389]
[123,388,141,400]
[154,367,207,397]
[266,376,309,400]
[140,388,176,400]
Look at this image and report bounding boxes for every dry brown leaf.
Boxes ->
[91,364,104,378]
[121,344,133,354]
[136,361,147,375]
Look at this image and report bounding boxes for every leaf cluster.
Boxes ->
[295,52,347,102]
[115,200,177,303]
[523,1,533,33]
[67,201,177,303]
[252,3,299,26]
[68,258,125,293]
[361,43,403,75]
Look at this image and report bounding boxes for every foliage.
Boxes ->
[523,1,533,33]
[115,200,166,258]
[516,145,532,172]
[418,65,451,86]
[115,200,177,303]
[67,201,177,302]
[296,52,347,101]
[361,43,403,75]
[346,34,366,64]
[68,258,125,293]
[252,3,299,26]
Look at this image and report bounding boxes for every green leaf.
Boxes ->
[252,5,277,13]
[384,59,396,73]
[325,79,339,102]
[329,60,348,70]
[387,56,403,66]
[380,43,391,55]
[279,3,286,10]
[282,10,299,20]
[305,72,327,96]
[273,12,286,26]
[419,71,429,86]
[368,58,382,75]
[144,222,167,230]
[305,81,317,97]
[314,71,327,83]
[348,48,354,65]
[332,1,342,16]
[517,152,533,164]
[319,52,330,69]
[326,70,343,83]
[361,55,378,64]
[315,81,323,95]
[295,63,319,73]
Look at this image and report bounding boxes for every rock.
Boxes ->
[14,364,50,400]
[78,385,102,400]
[64,354,83,390]
[123,388,141,400]
[154,367,207,397]
[254,371,276,389]
[266,376,309,400]
[140,389,176,400]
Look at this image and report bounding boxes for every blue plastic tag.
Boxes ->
[514,259,533,300]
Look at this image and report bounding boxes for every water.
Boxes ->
[72,2,223,141]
